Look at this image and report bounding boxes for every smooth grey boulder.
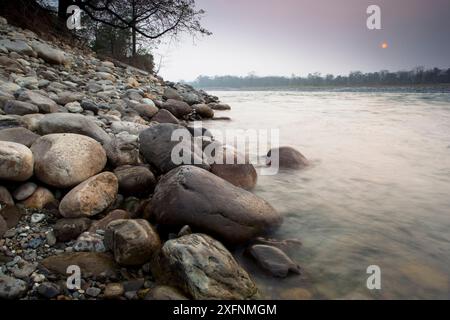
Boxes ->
[139,123,209,173]
[156,233,257,300]
[149,166,282,244]
[248,244,301,277]
[267,146,309,169]
[30,41,68,65]
[37,113,111,145]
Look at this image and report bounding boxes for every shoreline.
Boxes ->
[0,16,305,300]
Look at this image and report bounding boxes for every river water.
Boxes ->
[202,90,450,300]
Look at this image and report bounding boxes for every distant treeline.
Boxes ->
[191,67,450,88]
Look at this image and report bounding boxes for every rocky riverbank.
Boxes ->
[0,16,306,300]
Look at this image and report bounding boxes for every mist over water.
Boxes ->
[203,90,450,299]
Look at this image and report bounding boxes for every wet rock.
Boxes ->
[0,127,40,147]
[59,172,118,218]
[37,113,111,145]
[114,165,156,196]
[157,233,257,299]
[248,244,301,277]
[12,182,37,201]
[37,282,60,299]
[104,133,141,167]
[20,187,55,209]
[0,141,34,181]
[104,283,124,299]
[31,133,107,188]
[209,103,231,110]
[0,186,14,205]
[145,285,188,300]
[17,90,58,113]
[192,104,214,119]
[3,100,39,115]
[162,99,192,118]
[139,123,209,173]
[40,252,118,278]
[180,91,203,106]
[53,217,92,242]
[30,41,68,65]
[104,219,161,266]
[88,209,130,233]
[151,109,180,124]
[149,166,281,244]
[267,146,309,169]
[0,275,28,299]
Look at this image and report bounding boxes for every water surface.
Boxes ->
[203,90,450,299]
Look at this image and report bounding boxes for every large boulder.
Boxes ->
[114,165,156,196]
[17,90,58,113]
[139,123,209,174]
[161,99,192,118]
[3,100,39,115]
[129,103,158,119]
[30,41,68,65]
[208,103,231,110]
[40,252,118,278]
[37,113,111,145]
[209,145,257,190]
[151,109,180,124]
[31,134,106,188]
[59,172,118,218]
[149,166,282,244]
[105,219,161,266]
[267,146,309,169]
[0,141,33,181]
[192,104,214,119]
[0,127,40,147]
[157,234,257,299]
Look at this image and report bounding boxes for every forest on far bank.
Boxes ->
[191,67,450,89]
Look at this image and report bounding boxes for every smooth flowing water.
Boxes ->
[202,90,450,300]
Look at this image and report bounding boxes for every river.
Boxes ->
[202,90,450,299]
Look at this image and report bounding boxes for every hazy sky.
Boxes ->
[154,0,450,81]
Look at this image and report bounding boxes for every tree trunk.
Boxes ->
[131,0,137,57]
[58,0,73,22]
